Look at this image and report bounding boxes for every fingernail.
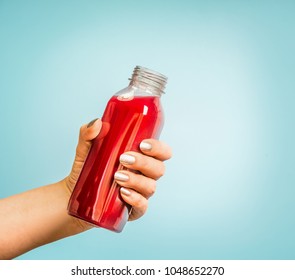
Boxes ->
[87,118,98,128]
[120,187,131,196]
[114,171,129,182]
[140,141,152,151]
[120,154,136,165]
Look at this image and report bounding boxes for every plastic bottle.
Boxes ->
[67,66,167,232]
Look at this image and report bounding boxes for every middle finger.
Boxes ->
[119,151,165,180]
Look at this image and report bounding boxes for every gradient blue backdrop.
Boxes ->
[0,0,294,259]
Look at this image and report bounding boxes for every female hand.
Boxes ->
[65,118,172,224]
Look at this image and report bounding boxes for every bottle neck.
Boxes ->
[129,66,167,97]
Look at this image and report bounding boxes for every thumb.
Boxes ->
[65,118,103,191]
[81,118,102,141]
[76,118,102,161]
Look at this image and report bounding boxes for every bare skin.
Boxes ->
[0,119,172,259]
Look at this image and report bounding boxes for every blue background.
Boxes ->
[0,0,294,259]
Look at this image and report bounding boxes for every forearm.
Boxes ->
[0,180,87,259]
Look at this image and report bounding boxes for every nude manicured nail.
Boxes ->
[87,118,98,128]
[120,154,136,164]
[140,141,152,151]
[114,172,129,182]
[120,187,131,196]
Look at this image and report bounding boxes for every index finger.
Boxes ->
[139,139,172,161]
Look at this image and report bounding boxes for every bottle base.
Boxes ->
[68,210,126,233]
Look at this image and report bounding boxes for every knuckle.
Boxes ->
[147,180,156,197]
[166,147,173,160]
[156,164,166,178]
[133,195,147,210]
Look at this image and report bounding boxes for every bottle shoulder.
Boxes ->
[114,85,162,99]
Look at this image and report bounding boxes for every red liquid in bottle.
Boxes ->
[68,95,164,232]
